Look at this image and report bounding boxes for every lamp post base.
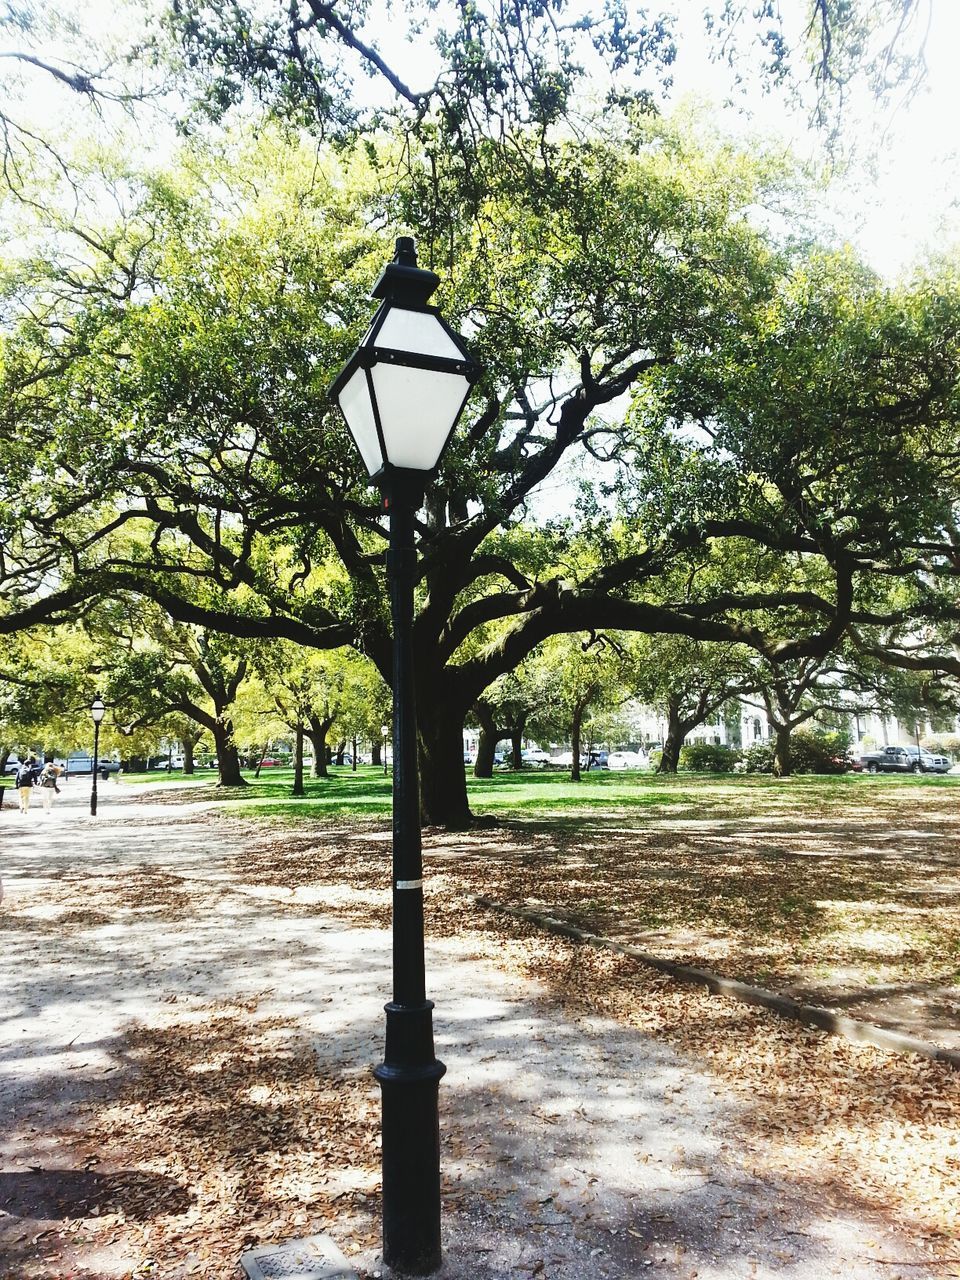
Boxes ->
[373,1001,446,1275]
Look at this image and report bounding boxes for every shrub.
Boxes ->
[742,742,774,773]
[790,728,849,774]
[679,742,740,772]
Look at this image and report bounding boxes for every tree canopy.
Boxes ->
[2,115,958,822]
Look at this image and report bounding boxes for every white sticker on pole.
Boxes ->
[396,879,423,891]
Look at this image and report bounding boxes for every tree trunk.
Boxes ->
[372,741,382,767]
[352,736,357,772]
[306,717,332,778]
[570,701,586,783]
[474,727,497,778]
[510,730,524,770]
[419,709,473,829]
[181,737,203,773]
[658,696,692,774]
[335,740,346,766]
[473,701,498,779]
[773,724,792,777]
[292,723,305,796]
[658,724,683,773]
[213,720,247,787]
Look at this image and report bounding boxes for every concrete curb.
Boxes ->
[475,896,960,1071]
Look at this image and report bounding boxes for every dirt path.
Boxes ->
[0,782,956,1278]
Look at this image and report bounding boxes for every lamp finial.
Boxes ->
[372,238,439,306]
[394,236,417,267]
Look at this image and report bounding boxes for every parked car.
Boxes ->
[549,750,610,769]
[859,745,940,774]
[904,746,951,773]
[520,748,551,767]
[64,752,120,776]
[608,750,648,770]
[150,755,184,769]
[4,754,50,776]
[859,746,914,773]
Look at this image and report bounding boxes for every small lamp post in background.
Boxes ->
[330,236,481,1275]
[382,723,389,777]
[90,696,106,816]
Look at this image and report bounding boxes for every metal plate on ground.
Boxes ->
[239,1234,359,1280]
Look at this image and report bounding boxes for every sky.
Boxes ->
[364,0,960,280]
[662,1,960,279]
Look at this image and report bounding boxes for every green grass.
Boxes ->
[117,762,959,823]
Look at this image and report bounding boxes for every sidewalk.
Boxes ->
[0,783,951,1279]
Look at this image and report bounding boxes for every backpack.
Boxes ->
[15,763,34,787]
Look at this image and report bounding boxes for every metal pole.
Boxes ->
[90,720,100,817]
[372,482,445,1275]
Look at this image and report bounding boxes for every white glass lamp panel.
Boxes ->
[337,366,384,475]
[375,307,465,359]
[370,364,471,470]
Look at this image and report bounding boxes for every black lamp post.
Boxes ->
[90,696,105,816]
[382,723,389,777]
[330,236,480,1275]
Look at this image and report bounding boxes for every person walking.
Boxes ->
[15,757,36,813]
[37,760,60,813]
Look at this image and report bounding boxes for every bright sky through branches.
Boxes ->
[664,2,960,279]
[8,0,960,279]
[367,0,960,279]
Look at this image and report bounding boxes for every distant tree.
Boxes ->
[102,610,253,787]
[522,634,628,781]
[471,659,557,777]
[742,655,844,777]
[623,636,755,774]
[0,626,104,765]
